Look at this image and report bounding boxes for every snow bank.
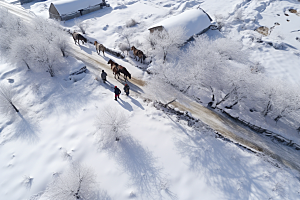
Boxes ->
[52,0,102,15]
[149,8,212,41]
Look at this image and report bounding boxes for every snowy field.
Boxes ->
[1,0,300,199]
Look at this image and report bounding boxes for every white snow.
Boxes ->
[1,0,300,199]
[148,8,211,40]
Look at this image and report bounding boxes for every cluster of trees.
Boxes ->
[149,34,300,131]
[115,20,300,131]
[0,7,70,77]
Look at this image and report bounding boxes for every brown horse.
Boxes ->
[117,65,131,82]
[72,32,87,45]
[94,41,106,56]
[107,59,120,79]
[131,46,146,63]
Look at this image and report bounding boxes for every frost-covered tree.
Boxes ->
[1,10,68,76]
[252,79,300,125]
[0,7,28,59]
[150,35,251,108]
[43,163,98,200]
[95,107,129,149]
[117,26,134,51]
[56,34,70,57]
[9,37,33,70]
[0,84,19,114]
[147,26,186,62]
[118,43,130,56]
[75,18,89,34]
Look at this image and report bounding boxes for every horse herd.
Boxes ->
[72,31,146,82]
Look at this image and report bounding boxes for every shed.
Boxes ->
[148,8,212,41]
[49,0,109,21]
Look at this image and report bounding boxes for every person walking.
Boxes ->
[101,70,107,83]
[123,84,130,96]
[114,86,121,101]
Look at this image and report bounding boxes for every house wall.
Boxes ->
[49,3,61,21]
[149,26,164,33]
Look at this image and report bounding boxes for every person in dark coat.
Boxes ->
[114,86,121,100]
[101,70,107,83]
[123,84,130,96]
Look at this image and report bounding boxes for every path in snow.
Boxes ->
[1,1,300,173]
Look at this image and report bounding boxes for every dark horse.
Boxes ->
[117,65,131,82]
[107,59,120,79]
[131,46,146,63]
[72,32,87,45]
[107,59,131,81]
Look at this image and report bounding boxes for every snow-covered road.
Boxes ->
[1,0,299,174]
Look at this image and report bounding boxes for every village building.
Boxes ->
[49,0,109,21]
[148,8,212,41]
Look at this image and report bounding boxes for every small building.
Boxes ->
[148,8,212,41]
[49,0,109,21]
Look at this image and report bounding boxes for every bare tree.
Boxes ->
[0,84,19,114]
[75,18,89,34]
[94,106,129,149]
[43,163,98,200]
[125,19,138,28]
[117,26,134,51]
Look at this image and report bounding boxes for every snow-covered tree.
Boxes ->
[147,26,186,62]
[94,106,129,149]
[117,26,134,51]
[118,43,130,56]
[43,163,98,200]
[1,11,68,76]
[0,7,28,59]
[9,37,33,70]
[252,79,300,125]
[75,18,89,34]
[56,34,71,57]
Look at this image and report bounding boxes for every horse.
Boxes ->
[107,59,120,79]
[117,65,131,82]
[94,41,106,56]
[131,46,146,63]
[72,32,87,45]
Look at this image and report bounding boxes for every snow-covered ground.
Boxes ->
[1,58,300,199]
[1,0,300,199]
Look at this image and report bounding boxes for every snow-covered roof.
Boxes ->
[52,0,102,15]
[148,8,211,40]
